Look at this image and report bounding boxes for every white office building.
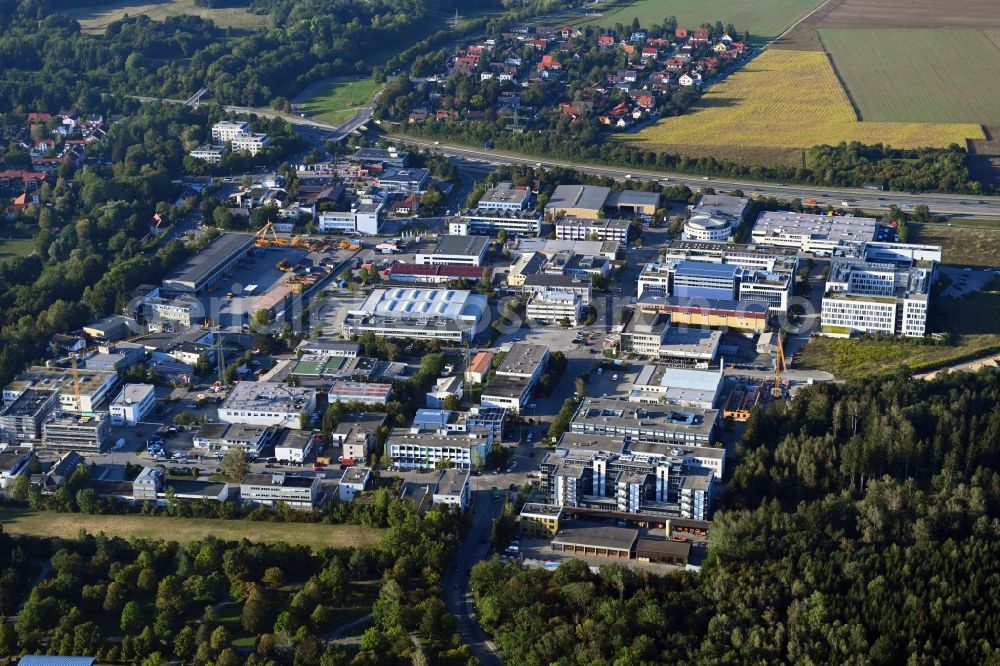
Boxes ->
[189,144,225,164]
[752,212,878,255]
[218,382,317,429]
[682,194,749,241]
[450,209,542,237]
[821,260,931,337]
[3,366,117,414]
[433,468,471,512]
[240,472,320,509]
[109,384,156,426]
[230,133,270,156]
[526,291,584,326]
[386,428,493,471]
[212,121,251,143]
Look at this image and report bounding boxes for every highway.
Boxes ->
[132,94,1000,219]
[386,134,1000,219]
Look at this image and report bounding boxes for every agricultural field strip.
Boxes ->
[577,0,829,40]
[819,28,1000,125]
[622,49,983,151]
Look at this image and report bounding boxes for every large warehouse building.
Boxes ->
[342,287,488,342]
[162,233,254,294]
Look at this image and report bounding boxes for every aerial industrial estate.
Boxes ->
[1,0,999,663]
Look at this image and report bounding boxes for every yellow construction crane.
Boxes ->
[254,222,289,247]
[772,333,788,398]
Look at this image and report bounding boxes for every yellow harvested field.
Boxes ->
[625,49,983,151]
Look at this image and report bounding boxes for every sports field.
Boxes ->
[59,0,268,33]
[0,508,386,550]
[820,29,1000,125]
[622,49,984,157]
[580,0,826,40]
[299,79,380,124]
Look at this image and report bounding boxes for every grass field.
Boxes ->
[910,222,1000,268]
[299,79,380,124]
[819,29,1000,125]
[0,238,34,264]
[0,508,386,550]
[800,279,1000,380]
[59,0,269,33]
[580,0,826,40]
[622,49,984,157]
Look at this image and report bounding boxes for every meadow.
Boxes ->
[0,238,34,264]
[299,79,380,124]
[0,508,386,550]
[910,222,1000,268]
[622,49,984,159]
[59,0,269,33]
[579,0,827,41]
[820,29,1000,125]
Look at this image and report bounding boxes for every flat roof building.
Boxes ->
[433,468,471,511]
[193,423,274,457]
[450,208,542,237]
[521,273,592,305]
[240,472,321,510]
[476,182,532,211]
[218,381,317,429]
[629,365,723,408]
[570,397,717,446]
[545,184,611,219]
[551,522,638,559]
[330,412,388,465]
[3,366,117,414]
[496,343,549,382]
[415,235,490,267]
[342,287,488,343]
[329,381,394,405]
[162,232,254,294]
[386,428,492,471]
[555,217,630,242]
[752,212,878,255]
[109,383,156,426]
[637,294,769,333]
[821,260,931,337]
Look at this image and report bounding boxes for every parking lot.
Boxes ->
[939,265,997,299]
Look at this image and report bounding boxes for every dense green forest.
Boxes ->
[471,370,1000,665]
[0,498,473,664]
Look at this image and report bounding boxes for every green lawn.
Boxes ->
[579,0,827,40]
[58,0,269,33]
[799,279,1000,380]
[0,508,386,550]
[299,79,380,124]
[820,28,1000,124]
[0,238,34,264]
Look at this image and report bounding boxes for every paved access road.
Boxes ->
[443,489,504,666]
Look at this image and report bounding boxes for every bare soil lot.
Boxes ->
[805,0,1000,28]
